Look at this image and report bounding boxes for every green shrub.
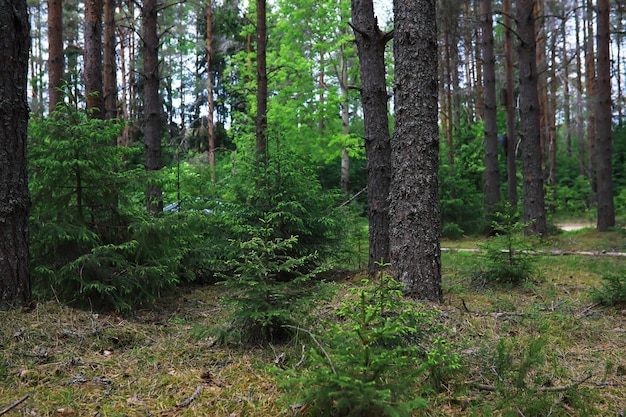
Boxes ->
[475,203,537,285]
[217,219,322,346]
[590,273,626,306]
[279,269,460,416]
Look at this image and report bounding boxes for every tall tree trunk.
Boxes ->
[562,8,571,157]
[207,0,216,181]
[595,0,615,231]
[339,48,350,195]
[585,0,596,203]
[143,0,163,214]
[85,0,105,119]
[0,0,31,309]
[390,0,441,302]
[503,0,518,207]
[48,0,63,112]
[481,0,500,214]
[256,0,268,163]
[517,0,547,236]
[575,1,586,176]
[350,0,393,275]
[103,0,117,120]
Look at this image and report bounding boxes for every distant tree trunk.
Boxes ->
[103,0,117,120]
[562,11,572,157]
[575,1,586,176]
[256,0,268,163]
[85,0,105,119]
[595,0,615,231]
[350,0,393,275]
[338,48,350,195]
[143,0,163,214]
[481,0,499,214]
[585,0,596,203]
[48,0,63,112]
[390,0,441,302]
[207,0,216,181]
[0,0,31,309]
[517,0,547,236]
[503,0,518,207]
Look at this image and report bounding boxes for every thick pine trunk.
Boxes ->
[517,0,547,236]
[85,0,105,119]
[104,0,117,121]
[143,0,163,214]
[350,0,392,275]
[503,0,518,207]
[256,0,268,163]
[595,0,615,231]
[48,0,63,112]
[390,0,441,302]
[0,0,31,309]
[481,0,499,214]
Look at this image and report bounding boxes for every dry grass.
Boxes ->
[1,228,625,416]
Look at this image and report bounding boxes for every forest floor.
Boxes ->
[0,227,625,416]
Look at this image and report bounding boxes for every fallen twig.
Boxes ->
[283,325,336,374]
[0,395,30,416]
[177,384,205,408]
[470,374,594,394]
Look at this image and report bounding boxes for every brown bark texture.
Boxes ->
[595,0,615,231]
[517,0,547,235]
[390,0,441,302]
[503,0,518,206]
[85,0,105,119]
[0,0,31,309]
[143,0,163,214]
[48,0,63,112]
[256,0,268,163]
[481,0,500,213]
[104,0,117,120]
[207,0,216,181]
[350,0,392,275]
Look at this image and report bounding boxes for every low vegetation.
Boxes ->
[1,227,625,416]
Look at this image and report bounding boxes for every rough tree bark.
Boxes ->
[104,0,117,120]
[503,0,518,207]
[481,0,500,214]
[390,0,441,302]
[207,0,216,181]
[350,0,393,275]
[48,0,63,112]
[143,0,163,214]
[0,0,31,309]
[595,0,615,231]
[517,0,547,235]
[85,0,105,119]
[256,0,268,163]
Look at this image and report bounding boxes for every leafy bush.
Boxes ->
[217,219,322,346]
[279,269,460,416]
[590,273,626,306]
[475,204,537,285]
[29,103,217,311]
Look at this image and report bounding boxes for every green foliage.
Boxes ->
[475,204,537,285]
[590,272,626,306]
[218,220,321,346]
[280,269,460,416]
[29,103,217,312]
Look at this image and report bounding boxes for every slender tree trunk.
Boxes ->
[207,0,216,181]
[143,0,163,214]
[350,0,393,275]
[48,0,63,112]
[482,0,500,214]
[562,9,571,157]
[585,0,596,203]
[104,0,117,120]
[596,0,615,231]
[575,1,586,176]
[503,0,518,207]
[339,48,350,195]
[0,0,31,309]
[390,0,441,302]
[85,0,105,119]
[256,0,268,163]
[517,0,547,236]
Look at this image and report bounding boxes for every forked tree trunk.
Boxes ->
[350,0,393,275]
